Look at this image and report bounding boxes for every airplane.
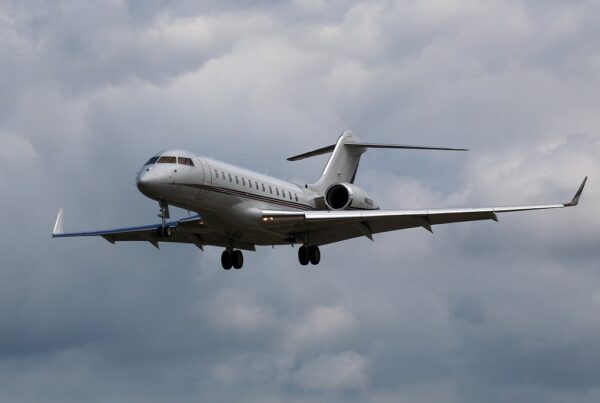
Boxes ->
[52,131,588,270]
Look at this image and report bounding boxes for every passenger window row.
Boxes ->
[215,169,299,202]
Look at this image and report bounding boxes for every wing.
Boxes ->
[261,177,588,245]
[51,210,256,251]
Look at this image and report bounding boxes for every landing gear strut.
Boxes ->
[156,200,171,238]
[221,249,244,270]
[298,245,320,266]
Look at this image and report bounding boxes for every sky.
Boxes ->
[1,0,599,402]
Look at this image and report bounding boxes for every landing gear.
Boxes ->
[156,200,171,238]
[221,250,232,270]
[308,245,321,265]
[232,250,244,269]
[221,249,244,270]
[298,245,309,266]
[156,225,171,238]
[298,245,320,266]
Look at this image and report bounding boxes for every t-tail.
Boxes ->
[287,131,468,193]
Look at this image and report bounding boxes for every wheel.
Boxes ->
[163,226,171,237]
[308,245,320,265]
[221,250,232,270]
[232,250,244,269]
[298,245,309,266]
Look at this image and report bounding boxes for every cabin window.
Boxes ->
[255,181,259,190]
[228,173,232,182]
[178,157,194,166]
[235,176,239,184]
[269,186,273,194]
[281,189,285,198]
[242,178,246,186]
[276,188,280,196]
[144,156,159,165]
[221,171,225,180]
[289,192,292,200]
[157,156,177,164]
[262,184,266,192]
[295,194,298,202]
[214,169,218,177]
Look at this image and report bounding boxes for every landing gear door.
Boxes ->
[195,158,211,200]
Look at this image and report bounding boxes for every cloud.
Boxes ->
[293,351,369,391]
[285,305,356,350]
[1,0,599,402]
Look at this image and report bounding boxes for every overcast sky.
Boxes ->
[1,0,599,402]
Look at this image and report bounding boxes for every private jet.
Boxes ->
[52,131,587,270]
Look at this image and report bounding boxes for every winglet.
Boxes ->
[564,177,588,207]
[52,209,64,235]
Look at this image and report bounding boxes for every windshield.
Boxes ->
[144,156,159,165]
[144,155,194,166]
[157,156,177,164]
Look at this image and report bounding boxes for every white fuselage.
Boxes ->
[136,150,320,232]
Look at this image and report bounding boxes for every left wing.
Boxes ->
[51,210,255,251]
[261,177,588,245]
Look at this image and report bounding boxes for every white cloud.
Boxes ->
[294,351,368,391]
[201,288,274,333]
[0,130,37,164]
[285,305,356,350]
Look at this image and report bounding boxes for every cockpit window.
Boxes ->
[178,157,194,166]
[157,156,177,164]
[145,156,159,165]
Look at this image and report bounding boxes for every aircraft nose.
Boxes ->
[136,169,158,194]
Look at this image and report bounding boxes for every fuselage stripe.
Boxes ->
[179,183,318,211]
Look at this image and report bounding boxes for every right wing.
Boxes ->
[261,177,588,245]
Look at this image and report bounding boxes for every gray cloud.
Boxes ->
[1,0,599,402]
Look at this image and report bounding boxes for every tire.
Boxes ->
[221,250,232,270]
[298,245,309,266]
[232,250,244,269]
[308,245,321,265]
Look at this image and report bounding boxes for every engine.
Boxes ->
[324,183,379,210]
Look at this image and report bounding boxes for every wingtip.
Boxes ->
[52,208,64,236]
[564,176,588,207]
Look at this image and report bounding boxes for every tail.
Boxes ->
[309,131,364,191]
[287,130,468,192]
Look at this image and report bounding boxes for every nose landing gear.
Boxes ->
[156,225,171,238]
[156,200,171,238]
[298,245,320,266]
[221,249,244,270]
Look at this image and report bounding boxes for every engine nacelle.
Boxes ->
[324,183,379,210]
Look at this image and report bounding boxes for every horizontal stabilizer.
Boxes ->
[287,144,336,161]
[287,141,467,161]
[345,143,468,152]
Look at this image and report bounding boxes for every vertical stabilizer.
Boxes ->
[309,131,366,192]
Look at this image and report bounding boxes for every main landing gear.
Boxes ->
[156,200,171,238]
[298,245,320,266]
[221,249,244,270]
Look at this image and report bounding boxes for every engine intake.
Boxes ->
[324,183,378,210]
